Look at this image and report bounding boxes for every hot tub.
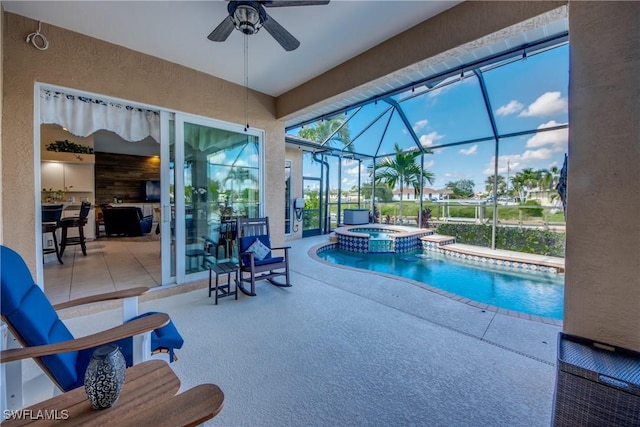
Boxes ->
[333,224,432,253]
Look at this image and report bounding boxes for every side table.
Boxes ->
[208,261,238,305]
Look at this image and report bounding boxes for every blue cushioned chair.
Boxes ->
[0,245,184,394]
[236,217,291,296]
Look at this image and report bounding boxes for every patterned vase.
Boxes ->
[84,344,126,410]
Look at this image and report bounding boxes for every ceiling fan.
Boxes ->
[207,1,330,51]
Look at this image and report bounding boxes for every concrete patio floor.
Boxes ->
[38,235,562,426]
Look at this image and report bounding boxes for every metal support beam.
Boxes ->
[474,69,501,249]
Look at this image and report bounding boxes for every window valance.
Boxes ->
[40,90,160,143]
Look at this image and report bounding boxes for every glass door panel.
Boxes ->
[302,177,321,237]
[176,115,261,281]
[160,111,176,283]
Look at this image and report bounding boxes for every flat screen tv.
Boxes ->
[141,180,160,202]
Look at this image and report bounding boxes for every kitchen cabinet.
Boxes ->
[41,155,96,239]
[41,162,94,192]
[63,163,94,192]
[41,162,65,191]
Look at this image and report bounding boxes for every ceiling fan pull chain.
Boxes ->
[244,33,250,132]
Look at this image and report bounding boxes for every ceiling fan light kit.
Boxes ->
[207,0,330,51]
[232,3,265,35]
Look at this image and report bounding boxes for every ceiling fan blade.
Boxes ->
[263,1,330,7]
[262,13,300,51]
[207,16,235,42]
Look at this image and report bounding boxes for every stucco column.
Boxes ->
[564,1,640,350]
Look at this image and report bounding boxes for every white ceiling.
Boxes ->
[3,0,461,97]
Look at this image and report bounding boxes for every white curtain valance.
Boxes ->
[40,90,160,143]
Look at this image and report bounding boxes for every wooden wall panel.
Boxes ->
[95,152,160,204]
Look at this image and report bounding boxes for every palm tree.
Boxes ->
[485,174,506,197]
[511,168,541,201]
[539,166,560,190]
[369,143,434,221]
[298,117,351,151]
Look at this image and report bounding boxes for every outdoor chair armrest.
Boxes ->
[0,313,169,363]
[117,383,225,427]
[239,250,255,265]
[52,287,150,310]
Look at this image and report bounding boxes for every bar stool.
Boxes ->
[60,201,91,257]
[42,204,64,264]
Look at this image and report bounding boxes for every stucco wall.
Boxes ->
[564,2,640,351]
[285,146,303,241]
[2,12,285,273]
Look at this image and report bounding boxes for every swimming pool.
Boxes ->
[317,247,564,319]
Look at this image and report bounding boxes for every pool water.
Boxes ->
[350,228,397,238]
[318,248,564,319]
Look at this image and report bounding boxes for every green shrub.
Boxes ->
[435,223,565,257]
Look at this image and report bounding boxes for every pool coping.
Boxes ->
[310,241,563,327]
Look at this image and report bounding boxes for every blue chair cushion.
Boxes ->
[251,256,285,267]
[139,215,153,234]
[1,246,79,391]
[128,311,184,351]
[240,235,273,265]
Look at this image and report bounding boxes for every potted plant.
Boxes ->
[44,139,95,162]
[45,139,94,154]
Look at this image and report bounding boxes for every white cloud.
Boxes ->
[346,166,361,177]
[419,131,444,147]
[525,128,568,150]
[483,154,520,175]
[519,91,568,117]
[538,120,567,129]
[524,121,568,150]
[423,159,435,169]
[412,119,428,132]
[208,152,227,164]
[483,148,555,175]
[459,145,478,155]
[520,148,554,162]
[495,100,524,116]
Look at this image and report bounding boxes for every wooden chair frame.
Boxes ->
[236,217,292,296]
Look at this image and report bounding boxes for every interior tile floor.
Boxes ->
[44,235,162,306]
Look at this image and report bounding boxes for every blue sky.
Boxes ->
[296,43,569,195]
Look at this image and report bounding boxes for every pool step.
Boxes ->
[420,234,456,246]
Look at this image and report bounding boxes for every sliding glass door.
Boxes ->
[160,112,176,283]
[172,114,262,282]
